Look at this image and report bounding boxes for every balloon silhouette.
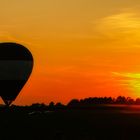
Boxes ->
[0,42,33,106]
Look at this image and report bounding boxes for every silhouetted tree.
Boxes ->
[126,97,135,105]
[55,102,65,109]
[67,99,80,108]
[116,96,127,104]
[79,97,114,106]
[49,102,55,110]
[136,98,140,105]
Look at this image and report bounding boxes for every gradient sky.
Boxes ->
[1,0,140,105]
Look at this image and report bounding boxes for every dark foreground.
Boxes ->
[1,105,140,140]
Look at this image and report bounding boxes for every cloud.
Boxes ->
[112,72,140,96]
[94,12,140,43]
[112,72,140,79]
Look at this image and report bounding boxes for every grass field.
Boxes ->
[0,105,140,140]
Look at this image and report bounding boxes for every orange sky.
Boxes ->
[1,0,140,105]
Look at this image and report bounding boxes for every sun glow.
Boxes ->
[113,72,140,97]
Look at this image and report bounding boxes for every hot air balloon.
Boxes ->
[0,42,33,106]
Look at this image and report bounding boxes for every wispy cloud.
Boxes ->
[112,72,140,79]
[112,72,140,96]
[94,11,140,44]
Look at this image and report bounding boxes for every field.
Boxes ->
[0,105,140,140]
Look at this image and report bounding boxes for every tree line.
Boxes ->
[66,96,140,108]
[12,96,140,110]
[3,96,140,112]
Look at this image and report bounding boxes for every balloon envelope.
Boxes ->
[0,42,33,106]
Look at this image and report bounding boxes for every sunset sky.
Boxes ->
[1,0,140,105]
